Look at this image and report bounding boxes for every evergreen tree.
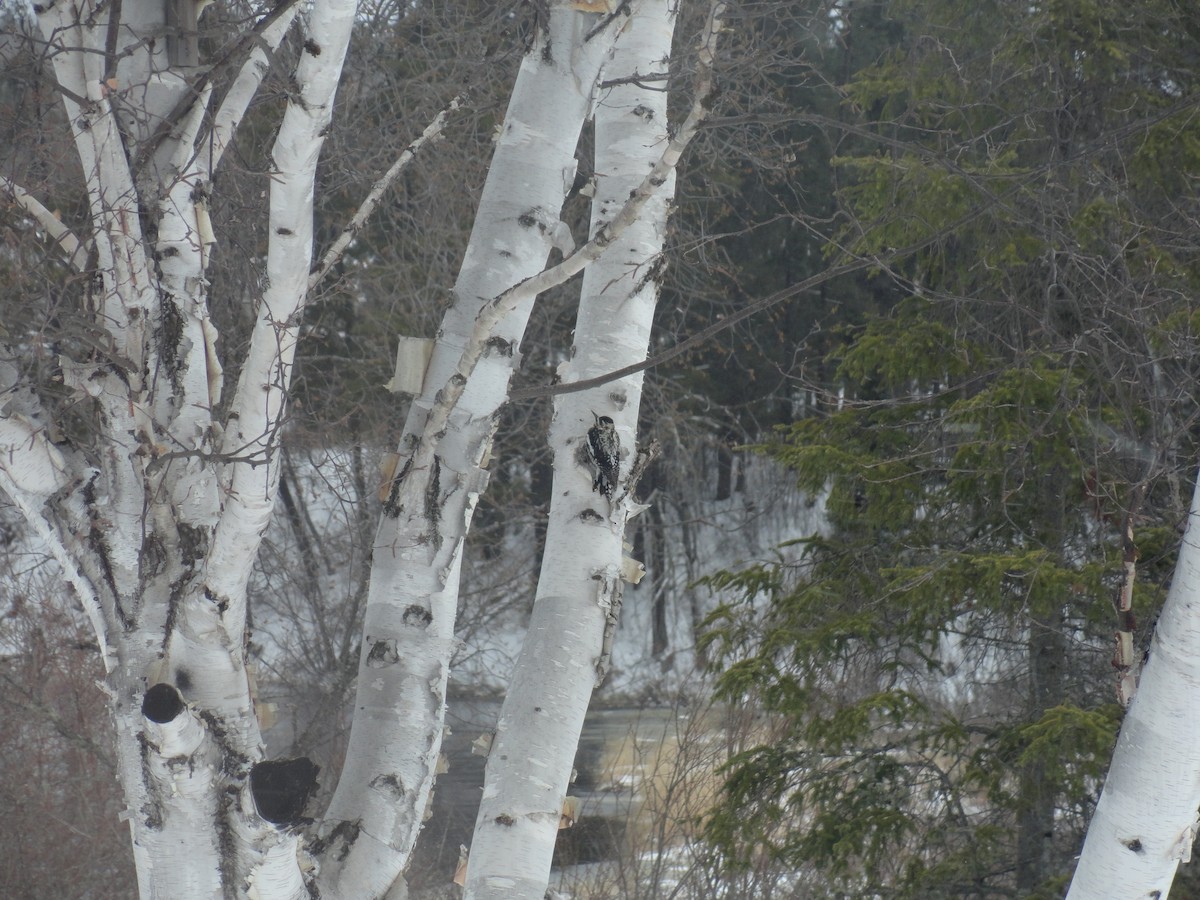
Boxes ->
[702,0,1200,894]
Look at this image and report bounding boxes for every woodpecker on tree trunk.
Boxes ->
[585,413,620,499]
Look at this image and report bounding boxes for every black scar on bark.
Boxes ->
[142,683,185,723]
[250,757,321,826]
[366,637,400,666]
[308,818,359,861]
[403,604,433,628]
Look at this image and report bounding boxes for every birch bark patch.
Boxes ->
[378,452,402,502]
[472,732,495,757]
[559,796,580,829]
[620,556,646,584]
[386,336,435,394]
[453,846,469,885]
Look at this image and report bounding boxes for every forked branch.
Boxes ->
[410,1,728,480]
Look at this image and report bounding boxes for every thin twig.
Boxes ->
[507,173,1062,403]
[599,71,669,90]
[584,0,633,42]
[511,44,1200,405]
[308,97,463,293]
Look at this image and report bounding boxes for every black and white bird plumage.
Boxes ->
[585,413,621,499]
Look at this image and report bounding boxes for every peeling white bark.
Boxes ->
[463,4,680,897]
[1067,471,1200,898]
[7,0,719,895]
[21,0,356,895]
[0,414,69,497]
[243,839,308,900]
[316,9,623,898]
[137,687,225,898]
[36,1,164,629]
[235,782,309,900]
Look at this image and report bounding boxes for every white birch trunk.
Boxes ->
[315,9,621,897]
[5,0,719,894]
[12,0,349,895]
[137,685,225,897]
[1067,470,1200,898]
[463,4,678,896]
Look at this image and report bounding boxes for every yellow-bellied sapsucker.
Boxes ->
[585,413,621,499]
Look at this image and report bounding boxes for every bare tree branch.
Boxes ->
[0,462,112,667]
[205,3,303,174]
[308,96,464,293]
[417,2,728,475]
[133,0,309,175]
[0,175,90,271]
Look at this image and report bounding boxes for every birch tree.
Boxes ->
[463,0,681,895]
[0,0,726,894]
[1066,472,1200,897]
[4,0,324,892]
[312,4,626,895]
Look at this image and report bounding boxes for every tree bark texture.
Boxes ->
[1,0,718,896]
[11,0,346,894]
[464,3,678,896]
[314,9,621,897]
[1067,471,1200,898]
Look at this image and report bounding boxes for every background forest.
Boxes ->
[2,0,1199,897]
